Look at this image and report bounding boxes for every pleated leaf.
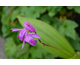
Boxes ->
[17,16,76,59]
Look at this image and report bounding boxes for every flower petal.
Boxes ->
[28,33,40,39]
[18,29,26,41]
[22,40,25,49]
[11,28,22,32]
[24,21,36,32]
[24,32,29,42]
[24,24,32,32]
[24,33,37,46]
[29,37,37,46]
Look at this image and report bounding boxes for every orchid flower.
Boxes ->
[11,21,36,41]
[11,21,40,49]
[22,32,40,49]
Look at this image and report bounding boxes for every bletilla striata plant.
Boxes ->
[11,22,40,49]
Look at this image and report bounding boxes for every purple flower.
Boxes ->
[11,28,26,41]
[11,21,40,49]
[22,32,40,49]
[24,22,36,32]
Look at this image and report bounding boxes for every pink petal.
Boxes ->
[22,40,25,49]
[18,35,23,41]
[29,37,37,46]
[24,24,32,32]
[24,33,37,46]
[24,21,36,32]
[28,33,40,39]
[18,29,26,41]
[24,32,29,42]
[11,28,22,32]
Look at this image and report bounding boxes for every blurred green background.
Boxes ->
[0,6,80,59]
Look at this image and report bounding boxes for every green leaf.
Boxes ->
[17,16,76,59]
[1,11,11,26]
[47,6,57,12]
[5,7,11,17]
[5,37,16,58]
[35,6,47,14]
[47,6,57,17]
[38,45,57,59]
[16,43,29,58]
[2,25,10,37]
[64,20,78,40]
[76,51,80,59]
[69,39,80,51]
[63,20,78,29]
[19,53,29,59]
[47,6,62,17]
[56,6,63,12]
[74,6,80,14]
[25,7,40,18]
[30,47,43,58]
[52,17,62,30]
[48,12,56,17]
[20,6,28,13]
[11,10,19,22]
[58,20,78,40]
[12,32,21,45]
[2,7,10,17]
[40,14,52,24]
[70,51,80,59]
[67,6,74,10]
[58,25,65,36]
[65,27,76,40]
[43,53,57,59]
[67,34,80,50]
[30,44,57,59]
[1,21,13,38]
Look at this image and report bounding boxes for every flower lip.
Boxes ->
[29,38,37,46]
[24,32,38,46]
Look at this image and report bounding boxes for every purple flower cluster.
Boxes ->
[11,22,40,49]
